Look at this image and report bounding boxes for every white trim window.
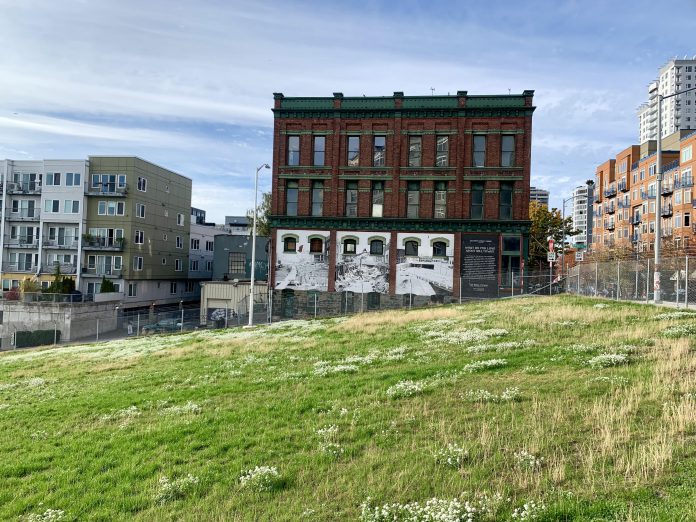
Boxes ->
[133,256,143,271]
[136,203,146,218]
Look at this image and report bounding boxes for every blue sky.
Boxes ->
[1,0,695,222]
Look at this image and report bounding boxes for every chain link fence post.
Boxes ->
[686,255,690,309]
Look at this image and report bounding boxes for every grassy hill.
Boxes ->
[1,296,696,521]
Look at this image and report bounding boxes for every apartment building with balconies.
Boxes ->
[1,157,194,308]
[592,131,696,254]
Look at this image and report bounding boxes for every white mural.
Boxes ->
[395,233,454,296]
[335,231,390,293]
[275,229,330,291]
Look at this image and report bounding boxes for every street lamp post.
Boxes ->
[653,84,696,303]
[248,163,270,327]
[561,180,594,281]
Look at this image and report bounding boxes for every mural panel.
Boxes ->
[335,231,390,293]
[395,233,454,296]
[274,229,330,291]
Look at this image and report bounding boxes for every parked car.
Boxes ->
[141,318,182,334]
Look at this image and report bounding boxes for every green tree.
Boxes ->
[246,192,271,237]
[100,277,116,293]
[528,201,578,270]
[45,264,75,294]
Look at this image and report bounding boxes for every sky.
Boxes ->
[1,0,696,222]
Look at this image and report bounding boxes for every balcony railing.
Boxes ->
[1,262,35,273]
[661,184,674,196]
[82,237,125,250]
[43,239,79,249]
[661,227,673,238]
[632,233,640,243]
[676,178,694,189]
[593,209,602,218]
[5,238,39,248]
[7,182,41,194]
[593,194,601,204]
[605,222,615,231]
[618,180,628,192]
[82,266,123,278]
[8,209,40,220]
[661,204,673,217]
[640,191,656,200]
[85,184,128,197]
[630,215,642,226]
[604,186,617,198]
[41,262,77,275]
[617,200,630,208]
[606,203,616,214]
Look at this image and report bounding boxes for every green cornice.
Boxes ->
[338,166,393,170]
[464,175,524,181]
[400,130,458,135]
[279,130,334,135]
[462,129,525,135]
[275,109,535,119]
[339,175,392,180]
[463,166,524,171]
[278,174,333,180]
[270,215,531,234]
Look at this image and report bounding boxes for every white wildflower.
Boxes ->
[158,401,202,415]
[316,424,339,438]
[663,323,696,338]
[587,353,629,368]
[313,361,359,376]
[593,303,609,309]
[433,443,469,468]
[239,466,282,492]
[523,366,547,374]
[154,474,199,504]
[654,311,696,320]
[511,500,546,520]
[514,450,544,471]
[26,509,65,522]
[386,380,424,399]
[462,359,507,373]
[464,387,520,403]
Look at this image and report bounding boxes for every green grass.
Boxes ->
[1,296,696,521]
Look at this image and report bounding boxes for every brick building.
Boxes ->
[269,91,535,302]
[592,130,696,253]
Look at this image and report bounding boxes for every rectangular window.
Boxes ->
[228,252,246,273]
[136,203,145,218]
[471,181,485,219]
[311,180,324,216]
[371,181,384,217]
[65,172,81,186]
[134,230,144,244]
[286,180,298,216]
[176,236,183,248]
[408,136,422,167]
[170,282,178,295]
[191,238,200,250]
[177,213,184,226]
[46,172,60,186]
[686,213,691,227]
[373,136,386,166]
[434,181,447,218]
[313,136,325,166]
[175,259,182,271]
[435,136,449,167]
[287,136,300,166]
[63,200,79,213]
[133,256,143,271]
[473,135,486,167]
[137,176,147,192]
[206,240,214,251]
[649,164,656,176]
[128,283,137,297]
[501,135,515,167]
[345,181,358,217]
[347,136,360,166]
[499,181,513,220]
[683,145,693,163]
[190,260,199,271]
[44,200,59,213]
[207,260,213,271]
[407,181,420,218]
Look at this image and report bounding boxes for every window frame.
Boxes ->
[313,136,326,166]
[435,135,449,167]
[501,135,515,167]
[347,136,360,166]
[287,135,300,166]
[286,180,299,216]
[408,136,422,167]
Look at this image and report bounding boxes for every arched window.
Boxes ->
[405,240,419,256]
[370,239,384,255]
[343,238,356,254]
[310,238,323,253]
[432,241,447,257]
[283,237,297,252]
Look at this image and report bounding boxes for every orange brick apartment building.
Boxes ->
[593,130,696,253]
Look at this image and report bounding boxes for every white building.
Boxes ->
[0,159,89,291]
[570,185,590,248]
[638,56,696,143]
[529,186,549,208]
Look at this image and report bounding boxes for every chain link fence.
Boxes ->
[566,255,694,306]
